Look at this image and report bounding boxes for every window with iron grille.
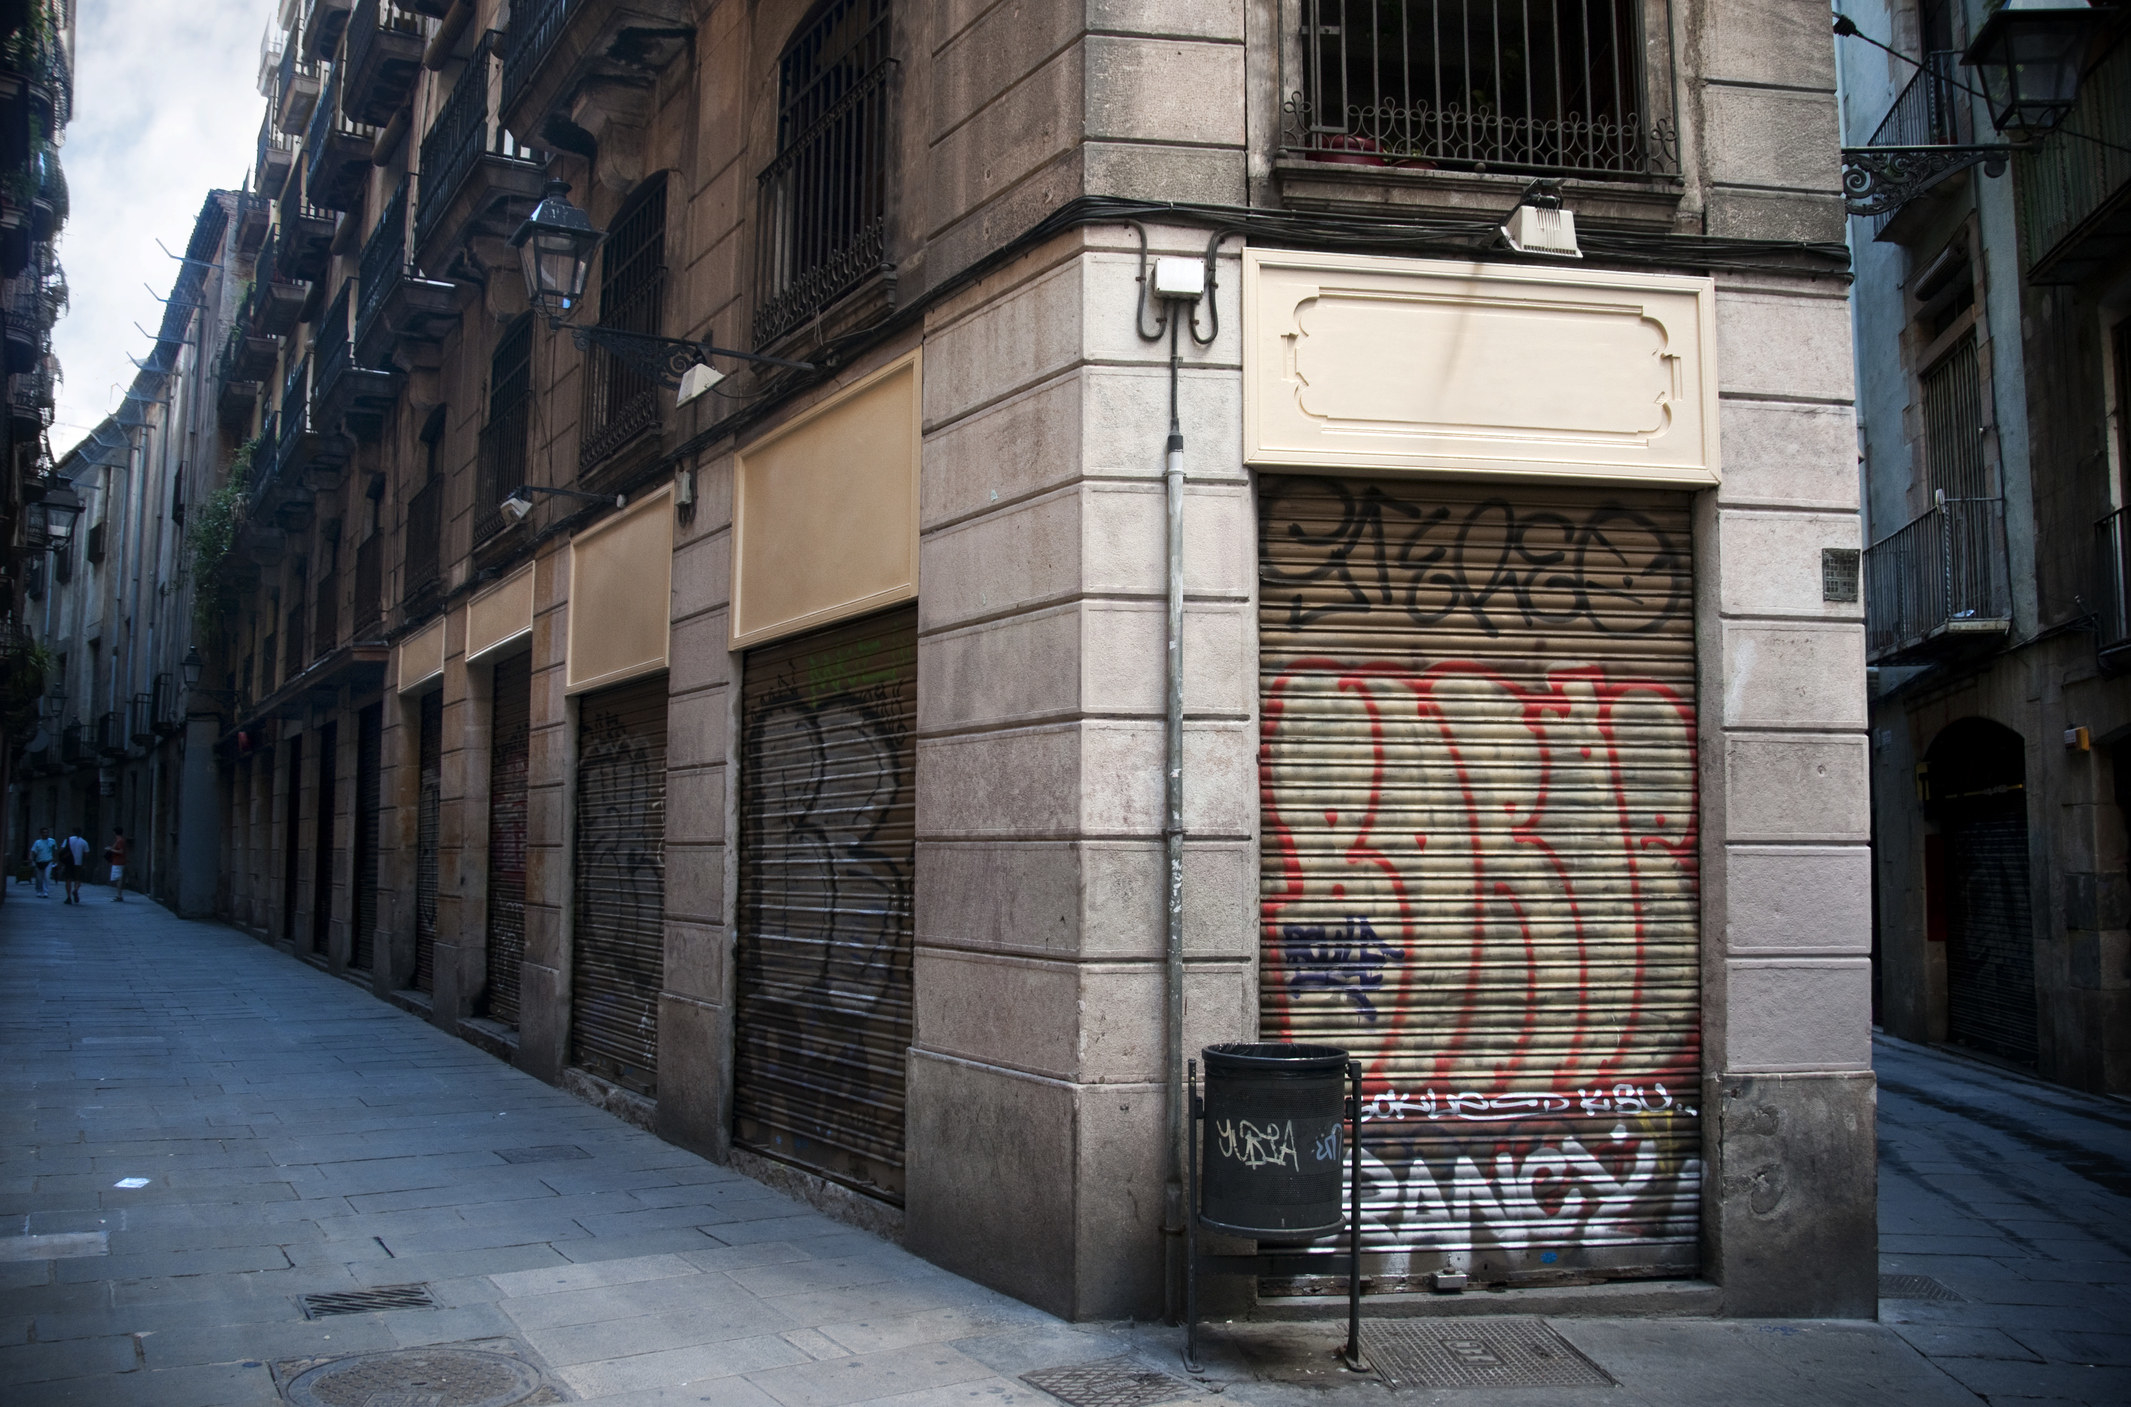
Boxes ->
[1922,335,1989,504]
[754,0,891,345]
[580,177,665,473]
[314,531,340,656]
[476,314,532,544]
[1282,0,1678,178]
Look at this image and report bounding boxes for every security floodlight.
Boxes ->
[500,488,536,523]
[675,362,726,405]
[500,485,625,525]
[1963,0,2100,135]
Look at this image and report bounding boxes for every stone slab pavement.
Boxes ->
[0,892,2122,1405]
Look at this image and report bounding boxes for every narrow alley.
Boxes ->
[1,896,2125,1406]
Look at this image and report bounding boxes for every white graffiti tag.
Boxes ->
[1362,1083,1687,1124]
[1215,1118,1300,1171]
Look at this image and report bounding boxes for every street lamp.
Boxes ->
[29,483,82,551]
[507,180,815,397]
[1963,0,2101,136]
[180,645,203,693]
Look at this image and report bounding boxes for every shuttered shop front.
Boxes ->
[352,705,381,969]
[414,690,442,993]
[486,653,531,1027]
[571,674,667,1096]
[736,608,916,1203]
[1945,810,2037,1065]
[1259,476,1701,1286]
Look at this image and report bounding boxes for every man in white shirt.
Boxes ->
[27,828,54,897]
[61,830,89,904]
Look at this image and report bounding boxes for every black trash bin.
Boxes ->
[1197,1041,1349,1238]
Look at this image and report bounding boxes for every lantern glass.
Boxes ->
[1963,2,2098,135]
[510,180,605,322]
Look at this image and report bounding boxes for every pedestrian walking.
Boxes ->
[105,828,128,901]
[28,827,54,897]
[61,828,88,903]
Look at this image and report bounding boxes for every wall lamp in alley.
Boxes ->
[27,482,82,551]
[1962,0,2100,136]
[509,181,815,400]
[179,646,240,710]
[498,484,626,525]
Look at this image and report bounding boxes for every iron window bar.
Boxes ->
[1279,0,1681,179]
[415,30,537,254]
[474,312,532,545]
[355,175,412,350]
[500,0,571,120]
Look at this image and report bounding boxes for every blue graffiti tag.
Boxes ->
[1281,914,1405,1020]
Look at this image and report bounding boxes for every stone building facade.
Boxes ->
[1840,1,2130,1095]
[96,0,1872,1320]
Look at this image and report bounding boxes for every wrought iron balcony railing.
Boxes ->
[1865,497,2012,664]
[355,175,409,350]
[2098,506,2131,666]
[753,0,891,346]
[2017,34,2131,285]
[500,0,572,122]
[1278,0,1680,179]
[129,692,154,744]
[95,709,124,756]
[344,0,428,126]
[303,65,383,212]
[353,529,382,635]
[414,29,538,255]
[257,110,297,198]
[403,476,443,611]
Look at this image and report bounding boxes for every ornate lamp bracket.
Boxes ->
[560,324,814,388]
[1841,144,2013,218]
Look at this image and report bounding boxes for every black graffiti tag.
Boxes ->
[1260,479,1687,637]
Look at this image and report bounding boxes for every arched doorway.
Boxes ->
[1924,718,2036,1064]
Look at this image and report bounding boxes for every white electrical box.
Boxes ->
[1153,256,1207,300]
[1502,204,1582,258]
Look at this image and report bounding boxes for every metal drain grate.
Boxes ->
[495,1145,592,1164]
[1881,1273,1963,1302]
[1022,1357,1200,1407]
[1360,1318,1613,1390]
[299,1284,439,1319]
[277,1343,557,1407]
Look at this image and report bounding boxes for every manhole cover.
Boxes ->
[280,1345,556,1407]
[495,1146,592,1164]
[1880,1273,1963,1302]
[300,1284,438,1318]
[1022,1357,1199,1407]
[1360,1318,1612,1390]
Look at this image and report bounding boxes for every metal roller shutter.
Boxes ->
[415,690,442,994]
[571,674,668,1096]
[736,607,917,1203]
[352,705,381,969]
[312,721,337,955]
[485,652,532,1027]
[1259,476,1701,1287]
[282,735,303,946]
[1945,811,2036,1064]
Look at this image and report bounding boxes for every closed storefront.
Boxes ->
[414,690,441,993]
[485,652,531,1026]
[571,674,668,1095]
[312,721,336,956]
[281,735,302,945]
[1258,476,1701,1285]
[352,705,381,970]
[1925,719,2038,1066]
[735,607,917,1203]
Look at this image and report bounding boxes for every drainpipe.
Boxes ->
[1134,228,1214,1322]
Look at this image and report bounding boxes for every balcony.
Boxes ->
[412,30,543,277]
[233,191,273,256]
[275,183,336,283]
[1857,50,1975,243]
[314,567,340,656]
[353,529,381,636]
[1275,0,1682,221]
[311,281,396,443]
[216,322,269,430]
[498,0,693,151]
[2017,35,2131,286]
[353,175,456,368]
[151,672,183,738]
[302,0,355,63]
[303,67,383,213]
[274,40,323,133]
[344,0,428,126]
[257,111,296,198]
[95,710,125,757]
[259,359,350,520]
[2098,507,2131,671]
[402,474,443,617]
[7,360,53,439]
[1865,497,2012,665]
[129,692,154,745]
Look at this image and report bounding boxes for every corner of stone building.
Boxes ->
[654,992,732,1161]
[1707,1069,1878,1318]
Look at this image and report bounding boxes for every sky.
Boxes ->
[50,0,275,458]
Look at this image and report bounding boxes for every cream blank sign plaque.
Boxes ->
[1243,249,1719,484]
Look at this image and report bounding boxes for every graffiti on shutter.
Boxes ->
[571,675,667,1096]
[486,652,532,1027]
[1259,476,1701,1286]
[415,689,442,994]
[736,607,916,1203]
[353,704,382,969]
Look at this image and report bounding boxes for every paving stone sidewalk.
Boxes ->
[0,892,2122,1405]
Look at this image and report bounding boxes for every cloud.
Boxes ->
[50,0,274,458]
